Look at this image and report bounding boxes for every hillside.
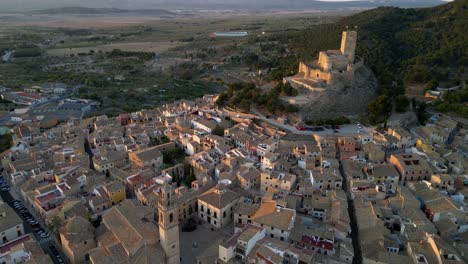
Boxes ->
[273,0,466,83]
[267,0,467,120]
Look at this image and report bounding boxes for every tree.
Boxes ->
[173,168,181,187]
[282,82,298,96]
[415,102,428,125]
[425,79,439,90]
[182,164,196,188]
[395,95,410,113]
[212,125,225,137]
[48,215,63,234]
[216,93,229,106]
[368,95,392,123]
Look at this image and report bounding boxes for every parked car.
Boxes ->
[13,204,24,209]
[49,245,58,253]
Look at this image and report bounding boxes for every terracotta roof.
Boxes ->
[198,186,241,209]
[0,234,32,254]
[253,202,296,231]
[61,216,95,245]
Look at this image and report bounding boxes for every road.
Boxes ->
[0,90,80,126]
[0,186,66,263]
[250,107,370,136]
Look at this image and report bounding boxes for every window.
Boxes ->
[223,211,226,218]
[169,213,173,223]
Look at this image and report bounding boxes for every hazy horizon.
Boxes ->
[0,0,447,12]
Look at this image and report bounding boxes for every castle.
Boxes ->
[287,30,361,91]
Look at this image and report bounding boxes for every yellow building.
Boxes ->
[103,181,126,205]
[416,138,435,153]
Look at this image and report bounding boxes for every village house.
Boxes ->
[128,146,164,169]
[388,153,432,182]
[312,169,343,191]
[260,171,296,192]
[0,202,25,245]
[197,185,241,229]
[251,202,296,242]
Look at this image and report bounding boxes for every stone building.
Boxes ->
[158,184,181,264]
[287,30,361,90]
[60,216,96,264]
[197,184,241,229]
[388,153,432,182]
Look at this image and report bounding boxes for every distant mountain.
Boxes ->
[0,0,446,12]
[30,6,175,16]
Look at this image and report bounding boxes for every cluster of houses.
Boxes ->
[0,83,68,106]
[0,94,466,264]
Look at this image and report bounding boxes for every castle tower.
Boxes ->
[158,184,180,264]
[340,30,357,63]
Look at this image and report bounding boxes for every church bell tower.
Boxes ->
[158,184,180,264]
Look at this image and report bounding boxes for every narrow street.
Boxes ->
[338,161,363,264]
[0,189,66,263]
[84,138,95,170]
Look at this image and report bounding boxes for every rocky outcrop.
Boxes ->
[298,64,378,120]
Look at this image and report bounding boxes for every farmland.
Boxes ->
[0,10,349,115]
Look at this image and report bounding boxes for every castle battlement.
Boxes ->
[288,30,358,89]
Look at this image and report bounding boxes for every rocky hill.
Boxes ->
[270,0,467,121]
[300,64,378,120]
